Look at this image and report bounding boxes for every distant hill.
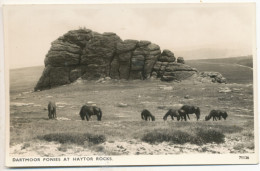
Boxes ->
[174,48,252,62]
[187,55,253,68]
[10,66,44,94]
[186,56,253,84]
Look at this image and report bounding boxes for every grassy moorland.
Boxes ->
[9,61,255,156]
[186,56,253,84]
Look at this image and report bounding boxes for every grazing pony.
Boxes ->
[79,105,102,121]
[141,109,155,121]
[163,109,180,121]
[48,101,57,119]
[205,110,228,121]
[180,105,200,121]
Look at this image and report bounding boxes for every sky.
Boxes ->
[3,3,256,69]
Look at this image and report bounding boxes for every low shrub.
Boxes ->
[195,128,225,144]
[38,133,106,145]
[141,130,193,144]
[141,128,225,145]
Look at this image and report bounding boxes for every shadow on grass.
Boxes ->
[38,133,106,145]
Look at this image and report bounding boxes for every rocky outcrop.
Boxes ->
[198,72,227,83]
[177,57,185,64]
[35,28,198,91]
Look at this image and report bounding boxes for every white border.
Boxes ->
[1,0,260,170]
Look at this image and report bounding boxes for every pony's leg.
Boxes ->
[97,113,101,121]
[186,114,190,120]
[54,108,57,119]
[48,111,51,119]
[171,115,174,120]
[86,114,89,121]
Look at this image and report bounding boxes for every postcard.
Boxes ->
[3,2,258,167]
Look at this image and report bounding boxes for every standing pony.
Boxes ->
[79,105,102,121]
[141,109,155,121]
[48,101,57,119]
[180,105,200,121]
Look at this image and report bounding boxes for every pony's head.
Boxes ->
[163,110,171,121]
[205,115,210,121]
[176,115,181,121]
[222,111,228,120]
[163,115,167,121]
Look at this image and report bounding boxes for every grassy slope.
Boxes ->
[10,80,254,146]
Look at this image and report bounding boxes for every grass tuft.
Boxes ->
[38,133,106,145]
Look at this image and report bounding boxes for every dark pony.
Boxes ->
[79,105,102,121]
[180,105,200,121]
[163,109,180,121]
[141,109,155,121]
[48,101,56,119]
[205,110,228,121]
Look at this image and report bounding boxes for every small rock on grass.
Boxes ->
[184,95,189,99]
[117,103,128,107]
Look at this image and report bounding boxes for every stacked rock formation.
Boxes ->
[152,51,197,82]
[35,28,197,91]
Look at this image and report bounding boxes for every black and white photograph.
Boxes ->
[2,1,259,167]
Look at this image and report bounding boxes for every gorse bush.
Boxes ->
[142,128,225,145]
[38,133,106,145]
[141,130,193,144]
[195,128,225,144]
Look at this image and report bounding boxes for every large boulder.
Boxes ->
[158,49,175,62]
[153,61,197,82]
[34,28,202,91]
